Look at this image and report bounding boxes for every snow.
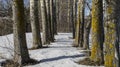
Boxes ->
[0,33,104,67]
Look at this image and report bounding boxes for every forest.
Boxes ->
[0,0,120,67]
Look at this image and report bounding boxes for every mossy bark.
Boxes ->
[105,0,120,67]
[90,0,104,63]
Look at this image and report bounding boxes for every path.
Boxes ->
[26,33,88,67]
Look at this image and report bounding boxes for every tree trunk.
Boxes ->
[58,0,62,32]
[79,0,85,47]
[74,0,81,47]
[105,0,120,67]
[12,0,30,65]
[67,0,71,32]
[45,0,52,43]
[83,16,91,50]
[90,0,104,63]
[71,0,76,39]
[53,0,57,35]
[50,0,55,42]
[73,0,78,39]
[40,0,50,45]
[30,0,42,49]
[56,0,60,34]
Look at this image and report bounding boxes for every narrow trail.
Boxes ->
[26,33,86,67]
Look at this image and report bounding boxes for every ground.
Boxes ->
[0,33,104,67]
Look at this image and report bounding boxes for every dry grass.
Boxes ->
[78,58,104,66]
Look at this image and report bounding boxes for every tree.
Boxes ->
[74,0,84,47]
[30,0,42,49]
[67,0,71,32]
[74,0,81,47]
[104,0,120,67]
[79,0,85,47]
[50,0,55,42]
[83,15,91,50]
[56,0,60,34]
[71,0,76,39]
[0,0,12,17]
[45,0,52,43]
[46,0,55,42]
[53,0,57,35]
[90,0,104,63]
[12,0,30,65]
[74,0,80,47]
[83,0,92,50]
[73,0,78,39]
[40,0,50,44]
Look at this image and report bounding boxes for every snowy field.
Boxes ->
[0,33,104,67]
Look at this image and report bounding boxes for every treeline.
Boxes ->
[0,0,119,67]
[0,0,75,36]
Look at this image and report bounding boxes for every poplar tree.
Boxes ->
[74,0,81,47]
[105,0,120,66]
[50,0,55,42]
[90,0,104,63]
[40,0,50,44]
[13,0,30,65]
[30,0,42,49]
[79,0,85,47]
[74,0,84,47]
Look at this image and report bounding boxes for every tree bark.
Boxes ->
[73,0,78,39]
[79,0,85,47]
[74,0,81,47]
[83,16,91,50]
[40,0,50,45]
[30,0,42,49]
[45,0,52,43]
[56,0,60,34]
[105,0,120,67]
[12,0,30,65]
[67,0,71,32]
[90,0,104,63]
[53,0,57,35]
[71,0,76,39]
[50,0,55,42]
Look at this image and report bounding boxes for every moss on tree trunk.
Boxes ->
[90,0,104,63]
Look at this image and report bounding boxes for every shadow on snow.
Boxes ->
[40,54,85,63]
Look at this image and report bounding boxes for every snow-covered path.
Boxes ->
[0,33,103,67]
[26,33,87,67]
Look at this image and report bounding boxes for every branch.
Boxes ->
[85,1,92,11]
